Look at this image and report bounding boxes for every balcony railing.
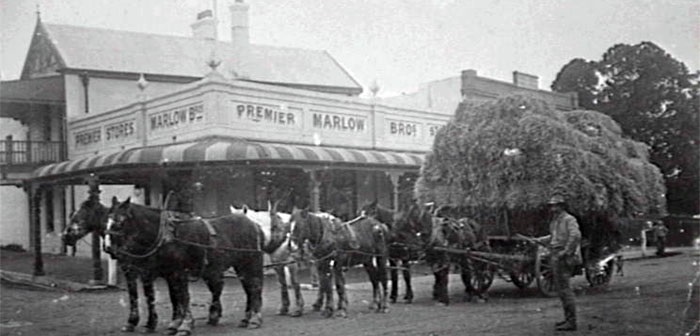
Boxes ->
[0,139,66,166]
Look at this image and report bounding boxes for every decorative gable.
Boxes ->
[21,21,65,79]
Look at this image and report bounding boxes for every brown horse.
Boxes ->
[289,208,390,318]
[360,200,424,304]
[107,197,267,336]
[427,213,492,305]
[63,195,159,333]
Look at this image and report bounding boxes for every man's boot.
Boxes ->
[556,304,577,331]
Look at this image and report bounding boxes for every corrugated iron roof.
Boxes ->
[42,23,362,92]
[0,76,65,104]
[32,138,424,180]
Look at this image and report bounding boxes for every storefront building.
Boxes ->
[2,2,577,280]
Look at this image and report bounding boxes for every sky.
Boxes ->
[1,0,698,97]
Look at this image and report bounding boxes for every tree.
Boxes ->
[551,42,699,215]
[551,58,598,110]
[415,95,666,234]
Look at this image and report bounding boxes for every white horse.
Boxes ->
[230,204,340,316]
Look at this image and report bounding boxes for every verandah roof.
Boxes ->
[32,138,425,181]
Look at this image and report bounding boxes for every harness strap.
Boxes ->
[199,218,217,236]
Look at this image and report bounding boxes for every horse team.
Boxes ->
[63,196,490,336]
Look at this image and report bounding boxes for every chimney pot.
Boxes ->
[191,10,218,40]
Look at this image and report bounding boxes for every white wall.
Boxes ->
[0,118,28,139]
[0,186,29,247]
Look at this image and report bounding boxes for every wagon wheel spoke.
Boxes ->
[535,247,558,297]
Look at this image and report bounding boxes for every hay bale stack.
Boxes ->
[415,95,666,232]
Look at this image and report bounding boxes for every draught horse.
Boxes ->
[360,200,423,304]
[107,197,266,336]
[63,194,160,333]
[230,204,307,317]
[289,207,390,317]
[427,212,492,305]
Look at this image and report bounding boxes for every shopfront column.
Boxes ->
[386,172,402,211]
[305,169,321,212]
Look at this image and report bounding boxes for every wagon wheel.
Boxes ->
[535,247,558,297]
[585,259,615,288]
[509,269,535,289]
[469,261,495,293]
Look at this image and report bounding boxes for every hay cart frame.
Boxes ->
[435,235,620,297]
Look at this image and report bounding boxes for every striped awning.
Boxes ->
[32,139,425,180]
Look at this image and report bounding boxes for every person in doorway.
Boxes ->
[640,221,653,257]
[540,195,582,331]
[653,221,669,257]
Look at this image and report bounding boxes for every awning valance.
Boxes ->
[32,139,425,180]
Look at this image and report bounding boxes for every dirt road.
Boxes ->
[1,252,698,336]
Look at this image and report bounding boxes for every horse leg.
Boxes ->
[311,262,326,312]
[175,272,195,336]
[460,260,474,302]
[402,259,413,303]
[333,263,348,318]
[164,276,184,336]
[236,261,264,329]
[317,261,334,317]
[142,271,159,332]
[288,262,305,317]
[364,262,380,311]
[434,264,450,305]
[122,266,140,332]
[203,268,223,326]
[274,265,290,315]
[378,257,389,313]
[389,258,399,304]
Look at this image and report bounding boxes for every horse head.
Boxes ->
[392,202,435,246]
[107,196,161,257]
[63,194,108,247]
[359,200,395,226]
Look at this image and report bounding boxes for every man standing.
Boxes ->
[545,195,582,331]
[654,221,669,257]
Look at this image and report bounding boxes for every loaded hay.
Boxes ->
[415,95,666,236]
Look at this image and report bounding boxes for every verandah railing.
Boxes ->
[0,139,65,166]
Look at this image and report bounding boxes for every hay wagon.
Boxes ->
[435,233,620,297]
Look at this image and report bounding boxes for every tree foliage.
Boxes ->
[551,42,699,214]
[415,95,666,231]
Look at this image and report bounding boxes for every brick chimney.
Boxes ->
[512,71,539,90]
[191,9,217,40]
[229,0,250,78]
[460,69,478,101]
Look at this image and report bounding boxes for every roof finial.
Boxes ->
[36,3,41,21]
[369,79,380,97]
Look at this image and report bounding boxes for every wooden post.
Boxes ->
[310,170,320,212]
[5,135,13,165]
[386,172,401,211]
[87,175,103,284]
[30,184,45,276]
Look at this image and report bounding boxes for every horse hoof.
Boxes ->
[335,310,347,318]
[121,324,136,333]
[290,310,303,317]
[379,307,389,314]
[248,321,262,329]
[321,309,334,318]
[237,320,249,328]
[404,298,413,304]
[175,331,191,336]
[163,328,178,336]
[207,318,219,326]
[278,307,289,316]
[390,297,397,304]
[312,305,322,312]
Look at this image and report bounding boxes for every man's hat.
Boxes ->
[547,195,566,205]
